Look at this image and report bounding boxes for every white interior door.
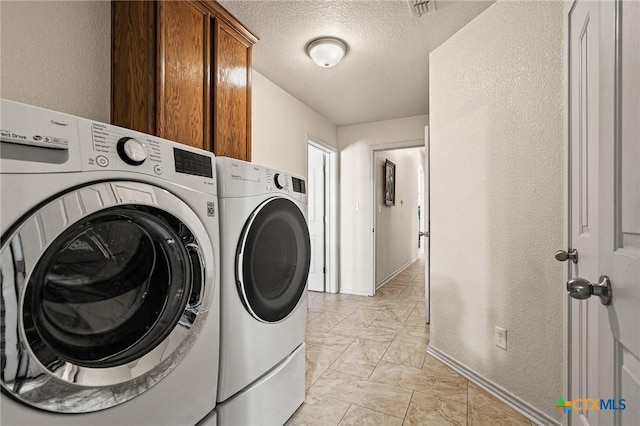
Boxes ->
[566,1,640,424]
[308,144,326,292]
[567,2,601,424]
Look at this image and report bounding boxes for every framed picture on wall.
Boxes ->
[384,159,396,206]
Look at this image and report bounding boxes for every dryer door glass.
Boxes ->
[22,206,201,368]
[237,198,311,322]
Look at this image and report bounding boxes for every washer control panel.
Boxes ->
[117,137,147,165]
[88,122,163,168]
[0,99,216,195]
[79,120,216,193]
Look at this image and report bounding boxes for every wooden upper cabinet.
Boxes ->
[157,1,209,150]
[214,20,251,161]
[111,1,156,135]
[111,0,257,160]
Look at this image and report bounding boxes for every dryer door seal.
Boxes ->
[236,197,311,323]
[0,181,214,413]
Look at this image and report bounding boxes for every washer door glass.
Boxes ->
[237,197,310,322]
[23,207,196,367]
[23,207,199,367]
[0,181,212,414]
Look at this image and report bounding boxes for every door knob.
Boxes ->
[567,275,612,306]
[419,231,429,238]
[555,249,578,264]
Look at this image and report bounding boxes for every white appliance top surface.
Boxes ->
[0,98,217,195]
[216,157,307,203]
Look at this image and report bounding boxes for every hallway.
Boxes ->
[289,258,533,425]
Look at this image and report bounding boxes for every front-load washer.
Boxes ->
[0,99,220,425]
[215,157,310,426]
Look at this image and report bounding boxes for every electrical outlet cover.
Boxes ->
[494,326,507,350]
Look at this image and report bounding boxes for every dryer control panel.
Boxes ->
[216,157,307,204]
[266,169,290,192]
[266,171,306,194]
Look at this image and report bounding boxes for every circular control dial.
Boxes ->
[274,173,284,189]
[117,137,147,166]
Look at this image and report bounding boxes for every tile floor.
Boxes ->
[288,257,534,425]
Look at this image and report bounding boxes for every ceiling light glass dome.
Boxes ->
[306,38,348,68]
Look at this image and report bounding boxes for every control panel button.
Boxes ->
[95,155,109,167]
[117,137,147,166]
[154,164,163,175]
[274,173,284,189]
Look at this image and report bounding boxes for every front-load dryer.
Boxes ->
[215,158,309,426]
[0,99,220,425]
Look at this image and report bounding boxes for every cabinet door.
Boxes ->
[214,20,252,161]
[111,1,156,134]
[157,1,210,150]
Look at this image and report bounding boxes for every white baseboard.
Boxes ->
[376,259,414,289]
[426,346,561,426]
[339,288,372,297]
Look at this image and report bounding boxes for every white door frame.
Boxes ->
[424,126,430,324]
[562,0,571,412]
[307,135,339,293]
[370,139,425,298]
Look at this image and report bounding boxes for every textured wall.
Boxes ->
[252,71,337,176]
[375,148,422,285]
[0,1,111,121]
[338,115,428,295]
[429,0,564,421]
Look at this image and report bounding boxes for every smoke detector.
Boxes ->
[408,0,436,17]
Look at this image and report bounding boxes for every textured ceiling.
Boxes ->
[219,0,494,126]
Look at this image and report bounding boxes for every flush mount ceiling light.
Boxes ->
[305,37,348,68]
